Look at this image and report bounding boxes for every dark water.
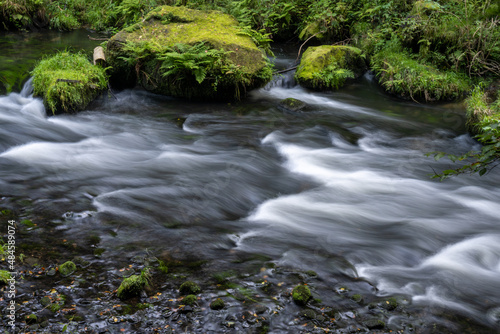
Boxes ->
[1,33,500,331]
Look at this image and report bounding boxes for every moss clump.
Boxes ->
[182,294,197,306]
[25,313,37,324]
[382,297,398,311]
[210,298,225,310]
[371,46,471,102]
[0,270,12,285]
[179,281,201,295]
[292,284,311,306]
[58,261,76,277]
[295,45,366,90]
[117,274,148,300]
[106,5,272,100]
[32,51,108,115]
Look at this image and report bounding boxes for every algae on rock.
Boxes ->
[31,51,108,114]
[106,5,273,100]
[295,45,366,90]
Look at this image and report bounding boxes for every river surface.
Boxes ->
[1,30,500,332]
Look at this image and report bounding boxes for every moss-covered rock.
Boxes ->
[179,281,201,295]
[278,98,307,113]
[182,294,197,306]
[210,298,225,310]
[292,284,311,306]
[31,51,108,115]
[295,45,366,90]
[59,261,76,276]
[106,5,272,100]
[117,274,148,300]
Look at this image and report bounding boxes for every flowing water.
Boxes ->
[1,32,500,332]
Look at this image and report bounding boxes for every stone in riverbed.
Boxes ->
[278,97,307,113]
[106,6,273,100]
[295,45,366,90]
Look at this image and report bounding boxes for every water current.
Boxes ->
[1,31,500,331]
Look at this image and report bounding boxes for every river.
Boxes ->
[1,30,499,333]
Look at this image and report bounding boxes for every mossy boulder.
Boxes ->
[179,281,201,295]
[117,274,148,300]
[182,294,197,306]
[31,51,108,115]
[295,45,367,90]
[59,261,77,276]
[292,284,311,306]
[210,298,225,310]
[106,6,273,100]
[278,98,307,113]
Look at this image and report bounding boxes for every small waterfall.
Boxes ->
[265,67,297,89]
[20,77,34,97]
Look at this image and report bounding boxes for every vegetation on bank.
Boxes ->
[31,51,108,114]
[430,83,500,179]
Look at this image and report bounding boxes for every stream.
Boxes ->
[1,30,500,333]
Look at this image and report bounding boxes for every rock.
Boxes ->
[117,274,147,300]
[295,45,366,90]
[106,6,273,100]
[365,318,385,330]
[292,284,311,306]
[182,294,197,306]
[31,51,108,115]
[59,261,76,277]
[179,281,201,295]
[210,298,225,310]
[278,98,307,113]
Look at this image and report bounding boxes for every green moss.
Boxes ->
[25,313,37,324]
[371,48,471,102]
[210,298,225,310]
[31,51,108,114]
[116,272,150,300]
[382,297,398,311]
[182,294,197,306]
[106,5,272,100]
[352,294,363,303]
[179,281,201,295]
[0,270,12,285]
[295,45,366,90]
[59,261,77,277]
[292,284,311,306]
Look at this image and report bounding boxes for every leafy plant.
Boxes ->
[429,85,500,180]
[311,63,354,90]
[158,42,228,84]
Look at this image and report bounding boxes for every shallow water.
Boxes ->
[1,37,500,331]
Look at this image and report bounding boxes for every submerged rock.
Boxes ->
[295,45,366,90]
[278,97,307,113]
[31,51,108,114]
[106,6,273,100]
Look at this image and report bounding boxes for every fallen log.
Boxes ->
[93,46,106,67]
